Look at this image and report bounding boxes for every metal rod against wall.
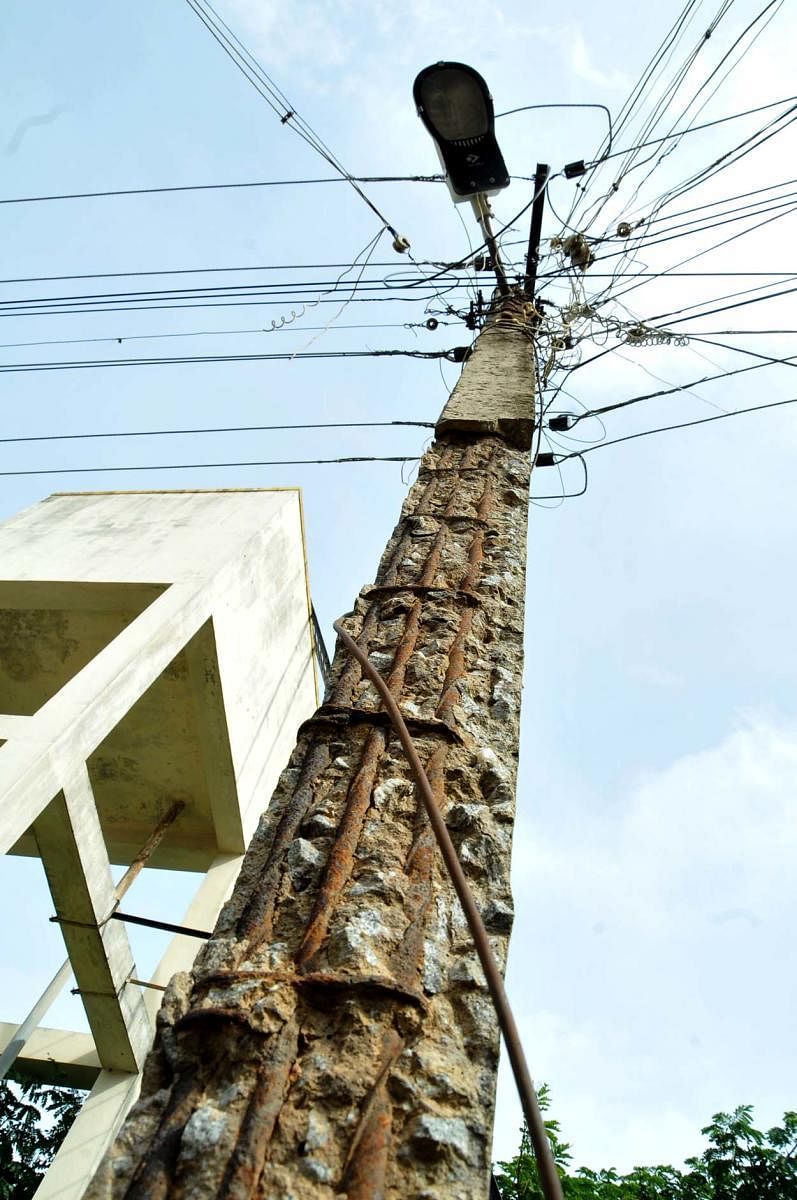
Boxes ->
[471,193,511,296]
[111,911,212,939]
[128,978,168,993]
[112,799,185,904]
[333,619,564,1200]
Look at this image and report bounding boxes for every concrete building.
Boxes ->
[0,488,317,1198]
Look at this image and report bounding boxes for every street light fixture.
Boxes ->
[414,61,511,295]
[413,62,510,202]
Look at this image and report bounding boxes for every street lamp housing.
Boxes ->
[413,62,509,202]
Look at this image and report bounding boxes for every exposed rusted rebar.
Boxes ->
[333,619,564,1200]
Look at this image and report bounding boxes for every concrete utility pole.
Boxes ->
[87,290,537,1200]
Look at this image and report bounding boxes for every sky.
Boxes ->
[1,0,796,1178]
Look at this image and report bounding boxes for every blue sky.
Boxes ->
[1,0,796,1176]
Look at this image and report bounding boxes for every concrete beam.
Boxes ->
[0,1024,100,1090]
[33,1070,141,1200]
[144,852,243,1016]
[33,854,245,1200]
[0,714,32,739]
[184,626,243,855]
[33,765,151,1073]
[0,581,211,857]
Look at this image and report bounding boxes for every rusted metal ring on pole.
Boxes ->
[333,619,564,1200]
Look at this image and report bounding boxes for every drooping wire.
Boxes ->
[0,420,434,447]
[0,455,422,479]
[558,392,797,460]
[183,0,406,242]
[0,347,456,375]
[0,175,443,208]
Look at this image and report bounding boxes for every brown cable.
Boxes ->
[333,619,564,1200]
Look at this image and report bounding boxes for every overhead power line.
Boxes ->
[0,175,443,208]
[183,0,407,242]
[572,350,797,424]
[0,420,434,446]
[0,321,448,353]
[560,393,797,460]
[0,347,456,375]
[0,455,420,479]
[0,261,457,286]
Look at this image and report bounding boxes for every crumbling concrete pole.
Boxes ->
[88,293,536,1200]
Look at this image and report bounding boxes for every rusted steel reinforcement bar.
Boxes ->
[333,619,563,1200]
[114,799,186,904]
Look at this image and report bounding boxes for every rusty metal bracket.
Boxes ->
[297,704,464,745]
[194,967,426,1011]
[362,584,480,607]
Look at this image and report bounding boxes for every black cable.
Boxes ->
[606,187,797,246]
[606,1,703,153]
[0,321,448,353]
[0,275,473,310]
[571,350,797,424]
[598,193,797,309]
[532,454,588,500]
[0,419,435,446]
[630,272,797,325]
[0,348,454,374]
[574,1,737,232]
[686,327,797,334]
[0,293,467,319]
[0,260,456,286]
[632,100,797,221]
[631,173,797,228]
[652,280,797,326]
[540,270,797,279]
[184,0,405,240]
[0,175,443,208]
[0,455,420,478]
[497,103,613,157]
[607,0,784,215]
[682,334,797,368]
[569,0,705,223]
[0,293,474,317]
[560,393,797,459]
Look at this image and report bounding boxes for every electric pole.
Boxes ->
[86,290,539,1200]
[86,62,556,1200]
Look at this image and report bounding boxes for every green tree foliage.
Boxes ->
[494,1091,797,1200]
[0,1076,83,1200]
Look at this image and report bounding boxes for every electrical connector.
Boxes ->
[548,414,575,432]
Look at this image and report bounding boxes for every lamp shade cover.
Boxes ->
[413,62,509,199]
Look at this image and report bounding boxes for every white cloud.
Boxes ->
[515,714,797,931]
[495,714,797,1170]
[566,25,632,91]
[219,0,351,72]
